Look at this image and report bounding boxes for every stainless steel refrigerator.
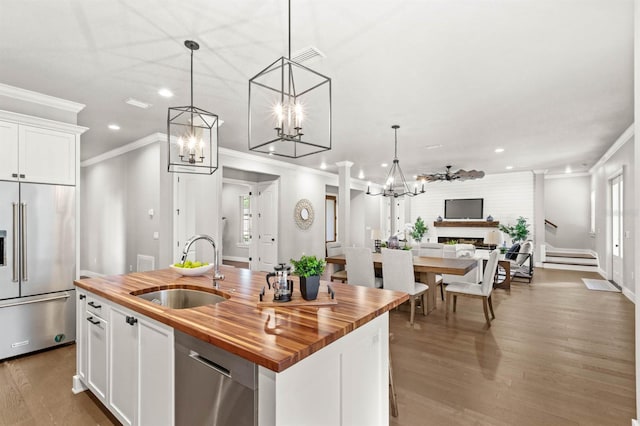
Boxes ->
[0,181,76,360]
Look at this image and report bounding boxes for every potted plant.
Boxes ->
[410,217,428,243]
[290,255,326,301]
[499,216,530,244]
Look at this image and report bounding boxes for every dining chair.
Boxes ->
[344,247,383,288]
[326,241,348,282]
[381,248,429,325]
[417,243,445,301]
[442,243,482,285]
[445,249,500,326]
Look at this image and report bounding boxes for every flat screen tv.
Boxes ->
[444,198,484,219]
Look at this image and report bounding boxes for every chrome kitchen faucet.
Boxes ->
[181,234,225,286]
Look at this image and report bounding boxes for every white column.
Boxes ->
[336,161,353,246]
[533,170,546,265]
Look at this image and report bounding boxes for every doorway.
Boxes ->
[256,180,278,271]
[610,173,623,285]
[325,195,336,242]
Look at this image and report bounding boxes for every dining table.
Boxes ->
[325,253,478,314]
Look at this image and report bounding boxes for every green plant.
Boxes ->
[290,255,326,278]
[499,216,530,243]
[445,240,458,245]
[410,217,428,241]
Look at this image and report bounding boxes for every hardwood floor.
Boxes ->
[390,268,636,425]
[0,268,634,425]
[222,259,249,269]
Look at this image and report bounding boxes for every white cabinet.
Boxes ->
[0,120,18,182]
[76,290,174,426]
[86,295,109,403]
[76,292,88,384]
[0,119,77,185]
[109,306,138,426]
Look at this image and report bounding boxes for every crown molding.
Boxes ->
[335,161,354,168]
[0,83,85,113]
[544,172,591,180]
[81,132,164,167]
[589,124,634,174]
[0,109,88,134]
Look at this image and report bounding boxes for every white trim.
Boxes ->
[622,287,635,304]
[598,267,607,279]
[544,172,591,180]
[72,374,88,394]
[81,132,164,167]
[222,255,250,263]
[0,109,88,134]
[0,83,85,113]
[79,269,105,278]
[589,124,634,174]
[222,177,254,187]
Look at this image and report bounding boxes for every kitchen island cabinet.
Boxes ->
[73,266,408,425]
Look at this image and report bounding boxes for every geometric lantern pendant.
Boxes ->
[248,57,331,158]
[248,0,331,159]
[167,40,219,174]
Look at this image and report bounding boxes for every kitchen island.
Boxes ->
[73,265,408,425]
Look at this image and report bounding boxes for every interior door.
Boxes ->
[257,180,278,272]
[0,181,19,299]
[173,175,197,262]
[20,183,75,296]
[610,174,623,285]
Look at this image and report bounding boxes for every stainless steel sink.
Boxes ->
[136,288,227,309]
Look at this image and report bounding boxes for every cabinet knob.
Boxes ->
[126,316,138,326]
[79,294,86,300]
[19,174,25,179]
[11,173,18,178]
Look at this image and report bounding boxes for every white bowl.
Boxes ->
[169,263,214,276]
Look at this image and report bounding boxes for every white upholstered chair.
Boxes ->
[326,241,348,282]
[445,249,500,326]
[510,240,534,283]
[344,247,383,288]
[381,248,429,325]
[417,243,445,301]
[442,243,482,285]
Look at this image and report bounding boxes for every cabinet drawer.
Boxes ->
[86,295,108,318]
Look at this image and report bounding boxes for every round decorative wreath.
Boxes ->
[294,199,314,230]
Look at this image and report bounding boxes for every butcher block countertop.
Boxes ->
[74,266,408,372]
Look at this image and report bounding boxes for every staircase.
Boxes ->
[540,244,599,272]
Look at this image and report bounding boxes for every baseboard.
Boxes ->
[597,267,607,279]
[541,263,600,273]
[222,256,249,263]
[622,286,635,304]
[79,269,105,278]
[632,418,638,426]
[72,374,88,394]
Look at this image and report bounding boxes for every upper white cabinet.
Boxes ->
[0,120,19,182]
[0,112,85,186]
[19,124,76,185]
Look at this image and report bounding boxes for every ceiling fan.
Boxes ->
[417,165,485,182]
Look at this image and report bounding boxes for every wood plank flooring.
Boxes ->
[389,268,636,425]
[0,268,634,425]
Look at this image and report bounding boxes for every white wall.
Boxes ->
[590,133,635,297]
[81,143,161,275]
[544,175,591,249]
[410,171,535,245]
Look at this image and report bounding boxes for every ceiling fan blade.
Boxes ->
[454,169,485,180]
[416,174,442,182]
[418,167,485,183]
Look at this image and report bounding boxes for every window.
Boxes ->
[239,194,251,245]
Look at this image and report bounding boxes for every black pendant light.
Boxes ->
[167,40,219,174]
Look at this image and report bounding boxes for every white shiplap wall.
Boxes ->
[410,171,535,245]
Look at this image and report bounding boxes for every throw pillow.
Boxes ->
[505,243,521,260]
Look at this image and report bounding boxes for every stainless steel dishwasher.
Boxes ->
[175,330,258,425]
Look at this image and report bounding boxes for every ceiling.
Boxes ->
[0,0,633,183]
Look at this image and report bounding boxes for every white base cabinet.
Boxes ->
[74,290,174,426]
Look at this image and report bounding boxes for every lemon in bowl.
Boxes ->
[169,260,214,276]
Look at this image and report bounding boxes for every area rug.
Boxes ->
[582,278,621,292]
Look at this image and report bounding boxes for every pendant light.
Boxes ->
[167,40,219,174]
[367,125,425,198]
[248,0,332,158]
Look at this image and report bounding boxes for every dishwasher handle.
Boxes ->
[188,350,231,378]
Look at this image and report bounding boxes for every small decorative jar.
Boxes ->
[486,215,493,222]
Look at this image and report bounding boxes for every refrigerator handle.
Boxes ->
[21,202,27,282]
[12,203,18,282]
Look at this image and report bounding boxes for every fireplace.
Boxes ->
[438,236,489,248]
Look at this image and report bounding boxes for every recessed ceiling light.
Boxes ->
[565,166,572,174]
[495,148,504,153]
[381,163,388,168]
[125,97,152,109]
[158,88,174,98]
[505,166,513,170]
[424,144,443,150]
[358,170,365,179]
[108,124,120,131]
[320,162,327,170]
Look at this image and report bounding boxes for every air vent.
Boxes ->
[125,97,152,109]
[291,46,325,64]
